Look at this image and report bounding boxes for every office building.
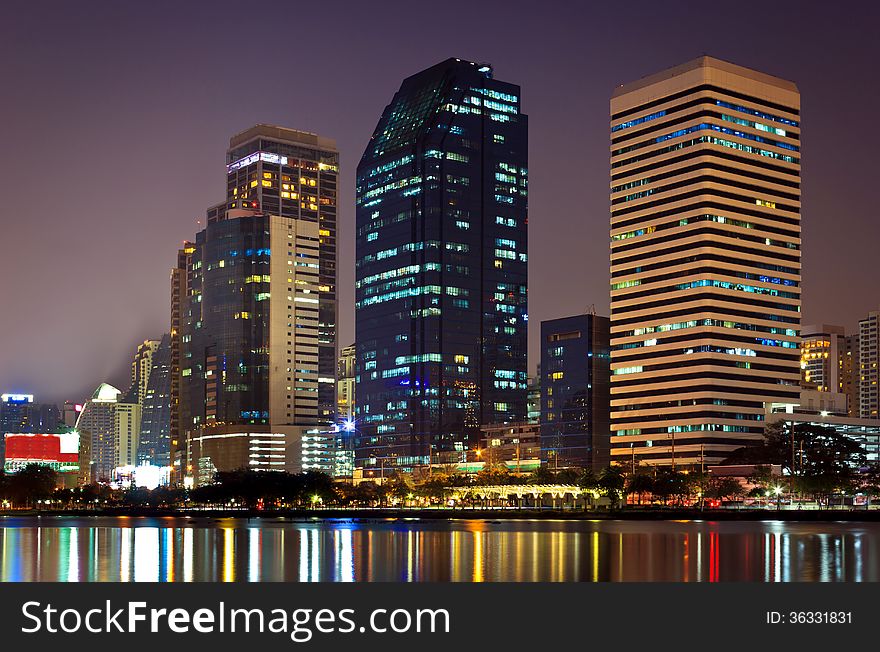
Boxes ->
[75,383,140,483]
[478,422,540,473]
[62,400,82,428]
[223,124,339,425]
[137,333,172,466]
[337,343,356,424]
[0,394,60,434]
[842,333,860,418]
[181,126,336,484]
[540,314,611,470]
[355,58,529,471]
[768,389,880,464]
[859,310,880,419]
[609,56,802,467]
[800,324,859,417]
[800,325,844,392]
[169,241,194,481]
[131,339,160,405]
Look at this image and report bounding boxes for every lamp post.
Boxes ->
[630,442,635,477]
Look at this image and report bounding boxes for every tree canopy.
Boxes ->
[723,422,867,496]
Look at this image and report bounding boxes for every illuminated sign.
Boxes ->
[111,464,171,490]
[226,151,289,174]
[1,393,34,403]
[3,432,79,474]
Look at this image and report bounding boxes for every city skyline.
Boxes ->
[2,1,880,404]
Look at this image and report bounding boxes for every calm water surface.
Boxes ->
[2,516,879,582]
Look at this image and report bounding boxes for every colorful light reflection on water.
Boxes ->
[1,516,879,582]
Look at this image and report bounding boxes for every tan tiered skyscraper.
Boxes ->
[609,57,802,467]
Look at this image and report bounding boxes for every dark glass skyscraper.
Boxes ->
[138,333,172,466]
[539,314,611,471]
[354,58,528,470]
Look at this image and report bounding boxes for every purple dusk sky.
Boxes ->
[0,0,878,405]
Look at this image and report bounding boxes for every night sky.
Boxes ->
[1,0,877,405]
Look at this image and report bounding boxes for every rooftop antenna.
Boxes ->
[586,303,596,316]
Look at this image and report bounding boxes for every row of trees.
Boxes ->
[0,464,58,507]
[722,422,869,500]
[2,423,877,509]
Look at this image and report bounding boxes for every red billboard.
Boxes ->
[3,433,79,473]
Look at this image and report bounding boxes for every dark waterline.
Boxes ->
[2,516,880,582]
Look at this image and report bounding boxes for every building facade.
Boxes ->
[137,333,172,466]
[800,325,844,392]
[169,241,194,481]
[62,400,82,428]
[842,333,860,418]
[800,324,859,417]
[478,422,541,472]
[1,394,61,464]
[75,383,140,483]
[527,374,541,424]
[859,311,880,419]
[609,56,802,467]
[337,343,356,424]
[131,339,160,405]
[539,314,611,470]
[180,126,336,483]
[354,58,528,471]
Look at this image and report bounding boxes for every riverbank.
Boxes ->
[4,507,880,521]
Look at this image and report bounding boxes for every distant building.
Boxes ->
[137,333,172,466]
[355,58,529,471]
[169,241,194,482]
[1,394,60,434]
[842,334,860,418]
[0,395,34,442]
[540,314,611,470]
[478,422,541,472]
[1,393,61,464]
[61,400,83,428]
[859,311,880,419]
[75,383,140,483]
[337,343,356,424]
[800,325,846,392]
[768,388,880,464]
[131,339,160,405]
[800,325,860,418]
[527,375,541,424]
